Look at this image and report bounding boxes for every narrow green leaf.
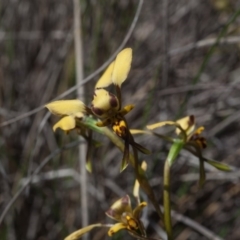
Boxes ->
[133,141,151,155]
[167,139,184,166]
[199,159,206,187]
[204,158,232,172]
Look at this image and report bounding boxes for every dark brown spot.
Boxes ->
[91,106,103,116]
[109,93,118,108]
[120,126,127,138]
[106,208,115,217]
[199,137,207,148]
[189,115,195,126]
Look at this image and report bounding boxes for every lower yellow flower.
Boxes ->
[105,195,147,236]
[147,115,207,149]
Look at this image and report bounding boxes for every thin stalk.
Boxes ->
[73,0,88,237]
[163,160,172,240]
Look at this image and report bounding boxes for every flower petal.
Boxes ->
[106,195,132,222]
[133,161,147,200]
[133,202,147,219]
[130,129,150,135]
[147,121,176,130]
[91,89,119,118]
[108,223,127,236]
[64,223,102,240]
[112,48,132,87]
[95,61,115,89]
[193,126,204,135]
[46,100,86,117]
[203,158,232,171]
[53,116,76,132]
[176,115,195,135]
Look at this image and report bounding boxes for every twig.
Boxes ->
[20,169,82,185]
[0,30,71,41]
[25,112,51,195]
[177,8,240,117]
[208,110,240,137]
[169,35,240,56]
[73,0,88,236]
[180,170,240,182]
[0,140,82,225]
[171,210,224,240]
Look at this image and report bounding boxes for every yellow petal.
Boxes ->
[130,129,150,135]
[91,89,119,118]
[120,104,134,115]
[146,121,176,130]
[108,223,127,236]
[194,126,204,135]
[95,61,115,89]
[133,161,147,199]
[45,100,85,117]
[106,195,132,222]
[176,115,195,135]
[112,48,132,87]
[53,116,76,132]
[64,223,102,240]
[133,202,147,219]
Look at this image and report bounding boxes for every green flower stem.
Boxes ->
[163,159,173,240]
[81,117,163,219]
[163,140,183,240]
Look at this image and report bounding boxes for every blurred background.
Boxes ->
[1,0,240,239]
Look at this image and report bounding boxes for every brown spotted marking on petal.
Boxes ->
[189,115,195,127]
[199,137,207,148]
[106,208,115,218]
[121,195,130,205]
[120,125,127,138]
[109,93,119,108]
[190,135,207,149]
[91,106,103,116]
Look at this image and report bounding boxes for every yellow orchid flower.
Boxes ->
[91,48,133,125]
[147,115,231,186]
[147,115,207,149]
[105,195,147,237]
[45,48,149,170]
[45,100,86,132]
[64,195,149,240]
[91,48,149,170]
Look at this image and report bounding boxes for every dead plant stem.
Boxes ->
[73,0,88,238]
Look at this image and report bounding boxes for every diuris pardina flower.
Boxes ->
[45,48,149,170]
[91,48,150,170]
[147,115,231,185]
[147,115,206,149]
[105,195,147,237]
[63,196,147,240]
[64,163,149,240]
